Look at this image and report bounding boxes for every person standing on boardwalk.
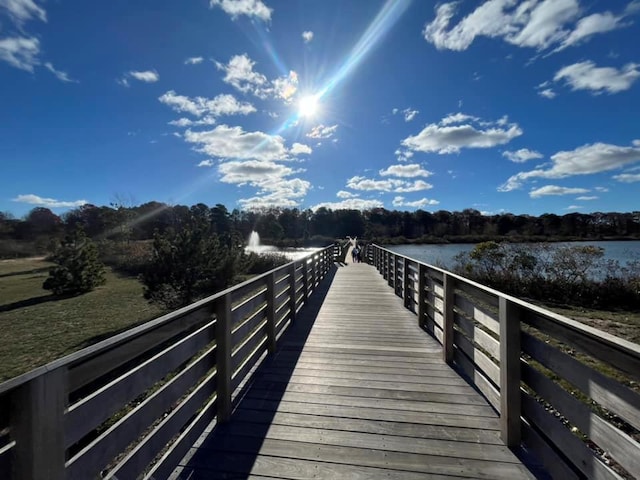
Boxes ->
[352,244,360,263]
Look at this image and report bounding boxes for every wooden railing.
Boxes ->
[0,245,335,480]
[368,244,640,480]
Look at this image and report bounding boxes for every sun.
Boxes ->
[298,94,319,118]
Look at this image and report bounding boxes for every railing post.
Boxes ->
[266,272,277,354]
[387,253,393,287]
[442,273,455,364]
[302,261,309,302]
[11,367,67,480]
[288,263,297,323]
[418,264,426,327]
[215,293,233,423]
[499,296,522,447]
[403,258,410,309]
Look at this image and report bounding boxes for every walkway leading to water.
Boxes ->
[176,262,536,479]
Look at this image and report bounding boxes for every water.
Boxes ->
[244,231,319,261]
[387,240,640,270]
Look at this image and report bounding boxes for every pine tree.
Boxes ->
[43,227,106,295]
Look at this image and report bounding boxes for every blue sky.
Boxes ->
[1,0,639,218]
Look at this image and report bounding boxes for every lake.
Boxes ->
[386,240,640,270]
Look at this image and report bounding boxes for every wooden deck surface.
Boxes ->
[175,261,537,479]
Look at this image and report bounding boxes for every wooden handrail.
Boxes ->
[0,245,336,480]
[370,244,640,479]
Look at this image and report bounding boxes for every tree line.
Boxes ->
[2,203,640,257]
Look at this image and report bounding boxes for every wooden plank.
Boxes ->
[65,346,217,479]
[499,296,522,447]
[105,371,217,480]
[455,293,499,335]
[521,422,579,480]
[145,394,218,480]
[454,312,500,361]
[231,321,267,371]
[454,330,500,386]
[65,321,215,448]
[11,368,66,480]
[453,348,500,413]
[68,305,213,392]
[191,434,529,479]
[231,337,269,392]
[522,309,640,382]
[522,362,640,478]
[0,441,13,478]
[443,273,455,364]
[521,331,640,431]
[231,307,266,348]
[521,392,622,480]
[239,397,500,430]
[231,289,266,327]
[232,408,503,444]
[456,281,499,309]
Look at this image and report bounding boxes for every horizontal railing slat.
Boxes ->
[521,422,580,480]
[453,330,500,387]
[65,321,215,448]
[453,347,500,412]
[231,290,267,327]
[231,306,267,348]
[106,370,217,480]
[521,392,622,480]
[522,362,640,478]
[454,294,499,335]
[65,345,217,479]
[522,310,640,382]
[454,312,500,361]
[68,306,213,392]
[231,321,268,372]
[522,331,640,431]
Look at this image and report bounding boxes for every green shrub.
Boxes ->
[43,228,106,295]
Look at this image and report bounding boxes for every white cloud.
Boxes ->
[215,53,297,101]
[271,70,298,101]
[379,164,432,178]
[218,160,294,185]
[576,196,598,200]
[12,194,87,208]
[0,36,39,71]
[440,112,478,125]
[307,124,338,139]
[395,149,414,162]
[302,31,314,43]
[538,88,557,99]
[565,205,583,210]
[184,125,289,162]
[337,191,358,199]
[402,112,522,154]
[43,62,76,83]
[500,140,640,191]
[168,117,217,127]
[613,173,640,182]
[128,70,159,83]
[216,54,267,95]
[392,107,419,122]
[0,0,46,25]
[595,186,610,192]
[290,142,312,156]
[209,0,272,21]
[311,199,384,211]
[159,91,255,119]
[502,148,543,163]
[553,61,640,94]
[238,178,311,209]
[529,185,589,198]
[392,196,440,208]
[197,159,215,167]
[423,0,633,53]
[185,57,204,65]
[346,176,433,193]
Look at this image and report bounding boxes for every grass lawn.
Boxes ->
[0,258,165,383]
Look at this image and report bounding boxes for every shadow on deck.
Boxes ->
[176,263,540,479]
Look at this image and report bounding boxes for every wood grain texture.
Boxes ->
[176,262,536,479]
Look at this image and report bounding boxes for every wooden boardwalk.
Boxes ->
[175,261,537,479]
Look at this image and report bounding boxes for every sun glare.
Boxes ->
[298,95,319,117]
